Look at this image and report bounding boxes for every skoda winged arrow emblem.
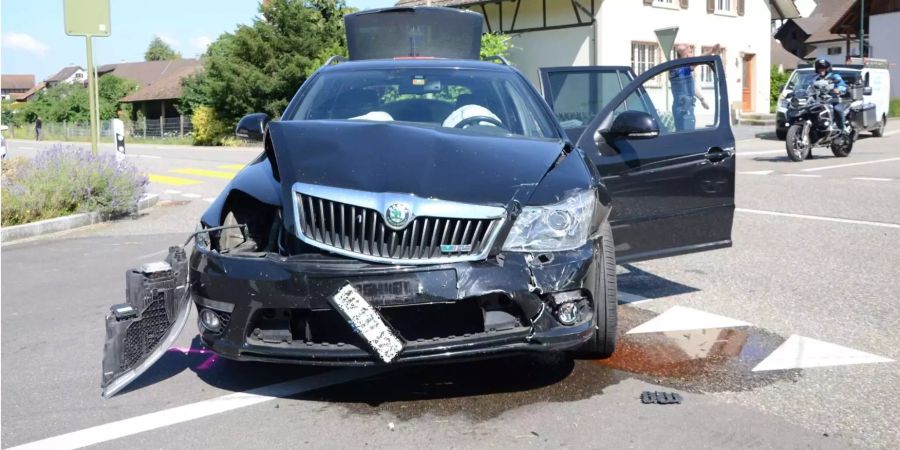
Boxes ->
[384,203,412,229]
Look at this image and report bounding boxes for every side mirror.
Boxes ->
[235,113,270,141]
[601,111,659,143]
[863,86,873,96]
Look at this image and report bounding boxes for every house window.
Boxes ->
[74,72,84,79]
[716,0,734,13]
[652,0,678,8]
[700,46,725,85]
[827,46,842,55]
[631,42,660,77]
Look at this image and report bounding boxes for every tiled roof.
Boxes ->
[46,66,83,82]
[1,74,35,90]
[118,62,202,102]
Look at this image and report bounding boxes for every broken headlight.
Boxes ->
[502,190,594,252]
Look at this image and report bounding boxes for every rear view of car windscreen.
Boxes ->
[345,7,483,61]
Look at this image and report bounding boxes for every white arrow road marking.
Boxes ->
[736,208,900,229]
[9,368,385,450]
[163,190,181,195]
[626,305,751,334]
[801,157,900,172]
[784,174,821,178]
[852,177,892,182]
[182,193,202,199]
[738,170,774,175]
[752,335,894,372]
[203,197,215,203]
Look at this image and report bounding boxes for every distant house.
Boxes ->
[396,0,799,115]
[99,59,202,121]
[774,0,853,63]
[1,74,35,100]
[771,38,802,72]
[45,66,87,88]
[829,0,900,97]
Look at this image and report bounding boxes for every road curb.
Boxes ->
[0,194,159,244]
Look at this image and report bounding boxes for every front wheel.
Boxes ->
[785,124,810,162]
[574,222,617,358]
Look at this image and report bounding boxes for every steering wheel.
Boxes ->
[454,115,505,130]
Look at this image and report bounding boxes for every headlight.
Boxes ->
[502,190,595,252]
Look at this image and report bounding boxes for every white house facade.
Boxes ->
[870,11,900,98]
[399,0,799,115]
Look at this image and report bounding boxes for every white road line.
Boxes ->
[203,197,215,203]
[737,208,900,229]
[738,170,774,175]
[617,291,651,305]
[784,174,821,178]
[737,149,783,157]
[19,146,35,150]
[801,157,900,172]
[852,177,892,182]
[9,368,384,450]
[163,190,181,195]
[182,193,202,199]
[882,129,900,137]
[128,154,162,159]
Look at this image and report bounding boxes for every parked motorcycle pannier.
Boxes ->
[850,102,877,129]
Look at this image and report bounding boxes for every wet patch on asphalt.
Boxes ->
[304,306,801,421]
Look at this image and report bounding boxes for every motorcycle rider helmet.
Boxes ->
[814,59,831,75]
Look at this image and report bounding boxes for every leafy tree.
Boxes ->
[770,64,790,113]
[180,0,349,123]
[145,36,182,61]
[480,32,512,60]
[21,75,139,123]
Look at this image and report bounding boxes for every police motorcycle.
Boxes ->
[784,78,864,162]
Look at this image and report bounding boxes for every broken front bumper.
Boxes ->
[189,242,599,365]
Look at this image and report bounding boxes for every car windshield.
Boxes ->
[291,67,558,140]
[787,70,861,92]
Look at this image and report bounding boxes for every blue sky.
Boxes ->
[1,0,396,81]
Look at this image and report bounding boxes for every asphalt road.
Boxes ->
[2,123,899,449]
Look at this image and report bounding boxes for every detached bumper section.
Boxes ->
[189,244,598,365]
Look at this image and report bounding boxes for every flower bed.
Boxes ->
[1,145,148,226]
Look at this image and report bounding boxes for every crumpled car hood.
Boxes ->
[266,120,565,208]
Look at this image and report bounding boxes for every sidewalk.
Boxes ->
[7,138,262,152]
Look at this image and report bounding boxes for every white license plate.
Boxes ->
[331,284,403,363]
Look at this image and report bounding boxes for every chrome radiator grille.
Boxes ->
[295,192,503,263]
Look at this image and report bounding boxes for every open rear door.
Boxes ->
[541,56,735,263]
[101,246,190,398]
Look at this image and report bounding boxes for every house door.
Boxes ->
[742,54,754,112]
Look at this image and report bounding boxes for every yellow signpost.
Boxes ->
[63,0,111,155]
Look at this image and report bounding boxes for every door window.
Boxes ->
[544,69,629,131]
[608,61,719,134]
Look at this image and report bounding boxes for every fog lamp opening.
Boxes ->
[199,308,222,333]
[547,290,586,326]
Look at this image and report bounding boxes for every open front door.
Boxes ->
[101,246,190,398]
[541,56,735,263]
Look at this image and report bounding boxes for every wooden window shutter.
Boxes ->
[680,0,689,8]
[737,0,745,15]
[707,0,714,13]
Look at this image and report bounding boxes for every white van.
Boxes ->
[775,58,891,139]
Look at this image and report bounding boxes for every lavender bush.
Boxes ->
[1,145,148,226]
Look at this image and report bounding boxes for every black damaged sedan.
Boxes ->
[102,7,735,397]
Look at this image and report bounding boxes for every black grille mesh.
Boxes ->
[121,292,170,371]
[296,193,498,261]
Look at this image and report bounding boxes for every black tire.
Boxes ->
[775,127,787,140]
[831,133,854,158]
[785,124,809,162]
[575,222,617,358]
[871,115,886,137]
